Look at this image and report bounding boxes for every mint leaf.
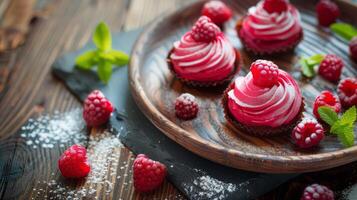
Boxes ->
[330,23,357,41]
[300,58,315,78]
[97,61,112,84]
[93,22,112,51]
[306,54,324,66]
[340,106,356,126]
[318,106,339,126]
[107,50,129,66]
[75,50,98,69]
[336,125,355,147]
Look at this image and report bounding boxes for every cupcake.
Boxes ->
[236,0,303,55]
[222,60,304,136]
[168,16,239,87]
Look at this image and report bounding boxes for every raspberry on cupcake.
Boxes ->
[222,60,304,136]
[236,0,303,55]
[168,16,239,87]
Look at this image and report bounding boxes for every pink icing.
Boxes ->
[227,70,302,128]
[170,32,236,82]
[239,1,303,52]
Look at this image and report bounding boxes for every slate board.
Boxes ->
[52,29,298,200]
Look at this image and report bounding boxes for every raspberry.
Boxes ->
[316,0,340,27]
[201,1,232,25]
[133,154,167,192]
[175,93,199,120]
[83,90,114,127]
[58,145,90,178]
[250,59,279,88]
[313,90,341,120]
[301,184,334,200]
[262,0,288,14]
[318,54,344,82]
[349,36,357,62]
[337,78,357,108]
[292,119,325,149]
[191,16,221,42]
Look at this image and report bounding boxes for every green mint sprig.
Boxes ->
[318,106,357,147]
[330,23,357,41]
[75,22,129,84]
[299,54,325,78]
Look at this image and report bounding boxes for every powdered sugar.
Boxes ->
[183,169,237,200]
[20,109,87,149]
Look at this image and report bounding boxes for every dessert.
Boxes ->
[318,54,344,82]
[201,1,232,26]
[168,16,239,87]
[291,118,325,149]
[337,78,357,108]
[236,0,303,55]
[313,90,341,121]
[222,60,304,136]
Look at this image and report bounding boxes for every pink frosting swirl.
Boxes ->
[227,70,302,127]
[170,32,236,82]
[239,1,302,52]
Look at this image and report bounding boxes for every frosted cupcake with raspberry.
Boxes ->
[222,60,304,136]
[236,0,303,55]
[168,16,239,87]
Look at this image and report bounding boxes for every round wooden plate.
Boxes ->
[129,0,357,173]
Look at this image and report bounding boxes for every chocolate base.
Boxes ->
[235,17,304,56]
[167,48,240,87]
[222,82,305,136]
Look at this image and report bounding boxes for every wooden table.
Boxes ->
[0,0,356,200]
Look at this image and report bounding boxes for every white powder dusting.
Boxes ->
[183,171,237,200]
[31,130,124,199]
[21,109,87,148]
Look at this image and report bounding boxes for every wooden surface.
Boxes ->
[0,0,356,199]
[129,0,357,173]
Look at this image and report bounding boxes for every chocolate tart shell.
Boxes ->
[222,82,305,136]
[167,48,241,87]
[236,17,304,56]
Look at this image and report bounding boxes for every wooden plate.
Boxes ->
[129,0,357,173]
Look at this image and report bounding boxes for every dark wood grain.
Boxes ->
[129,0,357,173]
[0,0,188,199]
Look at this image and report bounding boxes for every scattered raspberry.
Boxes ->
[191,16,221,42]
[301,184,334,200]
[175,93,199,120]
[250,59,279,88]
[201,1,232,25]
[337,78,357,108]
[316,0,340,27]
[133,154,167,192]
[263,0,288,14]
[318,54,344,82]
[83,90,114,127]
[313,90,341,120]
[58,144,90,178]
[292,119,325,149]
[349,36,357,62]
